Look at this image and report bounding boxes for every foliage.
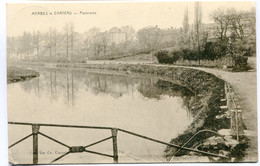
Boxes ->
[232,56,249,71]
[155,50,183,64]
[244,47,253,57]
[154,50,171,64]
[182,49,194,61]
[202,42,219,60]
[170,51,183,63]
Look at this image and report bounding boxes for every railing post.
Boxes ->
[230,109,236,136]
[111,128,118,163]
[231,109,244,141]
[32,124,40,164]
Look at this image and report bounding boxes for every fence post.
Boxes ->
[111,128,118,163]
[237,110,244,136]
[32,124,40,164]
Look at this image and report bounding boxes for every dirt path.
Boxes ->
[178,66,257,129]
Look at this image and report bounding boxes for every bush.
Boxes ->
[182,49,196,61]
[244,47,253,57]
[154,50,182,64]
[154,50,171,64]
[170,50,183,63]
[232,56,249,71]
[203,42,219,60]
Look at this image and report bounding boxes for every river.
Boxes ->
[8,67,194,164]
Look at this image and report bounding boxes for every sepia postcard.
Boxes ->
[6,1,257,164]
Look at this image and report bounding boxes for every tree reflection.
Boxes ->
[19,68,194,111]
[138,79,194,117]
[138,79,194,99]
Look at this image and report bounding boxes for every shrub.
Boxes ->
[232,56,249,71]
[170,50,183,63]
[155,50,183,64]
[182,49,196,61]
[203,42,218,60]
[154,50,171,64]
[244,47,253,57]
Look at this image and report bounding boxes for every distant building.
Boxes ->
[107,27,126,45]
[159,27,181,45]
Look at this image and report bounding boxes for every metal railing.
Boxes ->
[173,129,226,156]
[8,121,229,164]
[224,82,244,141]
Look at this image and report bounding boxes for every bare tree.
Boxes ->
[85,27,100,58]
[121,25,135,48]
[48,28,53,57]
[53,29,57,58]
[137,26,162,52]
[228,8,250,41]
[90,34,103,59]
[194,2,202,65]
[63,23,69,61]
[248,7,256,36]
[190,24,196,50]
[183,7,189,34]
[33,31,40,61]
[70,23,74,58]
[210,8,231,41]
[100,32,109,57]
[21,31,33,59]
[6,37,17,60]
[181,7,190,49]
[194,2,202,52]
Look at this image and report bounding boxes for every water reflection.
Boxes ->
[21,68,194,107]
[8,67,194,163]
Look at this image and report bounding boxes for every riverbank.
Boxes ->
[15,61,254,162]
[178,65,257,162]
[7,66,39,84]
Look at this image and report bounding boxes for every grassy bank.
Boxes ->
[7,66,39,84]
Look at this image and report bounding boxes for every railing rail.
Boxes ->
[8,121,113,130]
[8,121,229,164]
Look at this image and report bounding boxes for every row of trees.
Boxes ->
[7,3,256,65]
[7,23,76,62]
[7,23,179,62]
[5,22,191,62]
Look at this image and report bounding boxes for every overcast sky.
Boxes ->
[7,1,255,36]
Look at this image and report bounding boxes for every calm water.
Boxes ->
[8,67,193,164]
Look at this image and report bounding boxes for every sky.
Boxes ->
[7,1,255,36]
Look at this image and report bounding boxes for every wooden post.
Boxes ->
[230,109,236,136]
[226,93,230,110]
[224,83,227,98]
[231,109,244,141]
[237,110,245,136]
[111,128,118,163]
[32,124,40,164]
